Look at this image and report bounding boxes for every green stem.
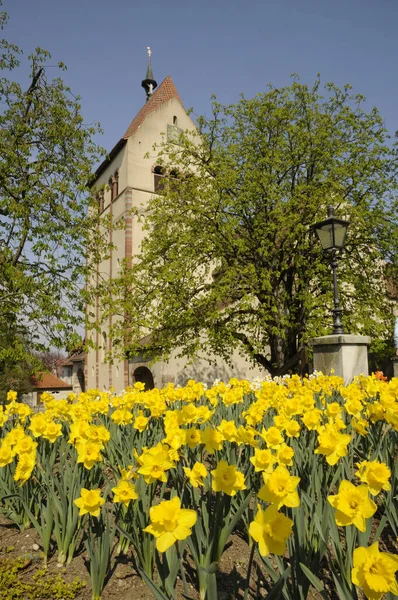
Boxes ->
[243,542,256,600]
[176,543,188,598]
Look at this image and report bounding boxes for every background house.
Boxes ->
[23,373,73,409]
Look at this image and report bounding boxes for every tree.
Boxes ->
[95,77,398,376]
[34,350,66,375]
[0,5,108,366]
[0,323,38,403]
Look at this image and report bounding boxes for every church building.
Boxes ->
[86,52,265,392]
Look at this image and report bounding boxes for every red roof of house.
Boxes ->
[31,373,72,390]
[123,75,184,139]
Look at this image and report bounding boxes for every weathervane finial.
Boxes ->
[141,46,157,102]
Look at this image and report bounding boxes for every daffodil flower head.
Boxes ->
[314,423,351,465]
[249,504,293,557]
[250,448,275,472]
[183,462,207,488]
[328,480,377,532]
[258,465,300,508]
[74,488,105,517]
[112,479,138,506]
[143,496,197,552]
[211,460,246,496]
[356,460,391,496]
[352,542,398,600]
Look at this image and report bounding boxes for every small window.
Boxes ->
[109,178,114,202]
[153,165,166,193]
[173,115,178,125]
[113,170,119,199]
[96,193,104,213]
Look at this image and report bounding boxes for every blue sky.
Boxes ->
[5,0,398,153]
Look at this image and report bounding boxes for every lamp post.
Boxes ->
[312,206,350,335]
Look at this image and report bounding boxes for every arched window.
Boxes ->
[153,165,166,193]
[113,170,119,199]
[96,192,104,213]
[173,115,178,125]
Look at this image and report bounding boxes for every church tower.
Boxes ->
[86,53,196,392]
[86,53,266,392]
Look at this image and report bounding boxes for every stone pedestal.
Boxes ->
[310,334,371,383]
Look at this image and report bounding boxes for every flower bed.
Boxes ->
[0,373,397,600]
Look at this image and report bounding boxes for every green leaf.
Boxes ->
[299,563,328,599]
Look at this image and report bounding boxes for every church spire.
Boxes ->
[141,46,157,102]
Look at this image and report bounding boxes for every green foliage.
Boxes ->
[0,556,85,600]
[0,3,108,365]
[93,76,398,375]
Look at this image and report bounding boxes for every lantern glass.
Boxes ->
[315,221,348,251]
[313,206,349,252]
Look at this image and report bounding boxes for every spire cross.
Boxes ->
[147,46,152,59]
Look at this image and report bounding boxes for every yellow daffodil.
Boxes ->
[6,390,17,402]
[29,413,48,438]
[111,408,133,426]
[260,426,284,449]
[14,451,35,486]
[112,479,138,506]
[211,460,246,496]
[0,406,8,427]
[42,422,63,443]
[275,443,295,467]
[352,542,398,600]
[356,460,391,496]
[250,448,275,473]
[328,480,376,532]
[284,420,301,438]
[184,427,201,449]
[14,435,37,455]
[301,408,322,431]
[326,402,343,418]
[314,424,351,465]
[74,488,105,517]
[143,496,197,552]
[133,411,150,433]
[0,444,14,467]
[137,443,175,484]
[249,503,293,556]
[183,462,207,488]
[236,425,259,447]
[217,419,238,442]
[200,427,223,453]
[351,417,369,436]
[258,465,300,508]
[76,440,102,470]
[163,428,186,450]
[86,424,110,445]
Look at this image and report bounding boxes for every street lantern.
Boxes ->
[312,206,350,335]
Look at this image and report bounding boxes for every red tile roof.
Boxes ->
[123,75,184,139]
[31,372,72,390]
[92,75,184,184]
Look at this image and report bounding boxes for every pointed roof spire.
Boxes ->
[141,46,157,102]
